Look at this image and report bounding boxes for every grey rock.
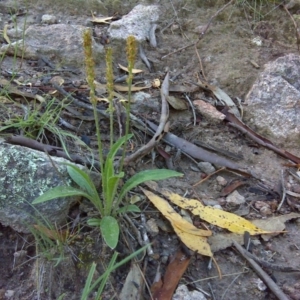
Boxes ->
[41,14,58,24]
[245,53,300,148]
[0,140,100,233]
[226,190,245,205]
[173,284,207,300]
[108,5,159,41]
[197,162,216,174]
[131,91,160,114]
[0,24,104,67]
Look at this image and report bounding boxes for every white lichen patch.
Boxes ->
[0,141,99,233]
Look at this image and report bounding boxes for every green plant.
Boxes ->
[0,97,85,157]
[80,245,148,300]
[32,32,182,249]
[235,0,280,21]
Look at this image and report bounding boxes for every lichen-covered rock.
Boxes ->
[0,24,104,67]
[0,139,100,233]
[245,53,300,149]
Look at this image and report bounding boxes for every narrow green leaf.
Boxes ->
[107,134,133,161]
[100,216,119,249]
[118,169,183,201]
[66,164,103,214]
[81,262,97,300]
[117,204,141,214]
[104,173,124,215]
[88,245,149,293]
[32,186,91,204]
[66,164,98,197]
[87,218,102,227]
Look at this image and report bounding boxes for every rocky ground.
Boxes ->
[1,0,300,299]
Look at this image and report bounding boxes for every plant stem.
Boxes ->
[118,36,137,173]
[83,30,104,176]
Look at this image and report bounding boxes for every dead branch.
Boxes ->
[223,108,300,164]
[5,135,101,170]
[233,240,290,300]
[124,72,170,165]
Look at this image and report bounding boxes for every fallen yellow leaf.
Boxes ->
[173,225,212,257]
[140,187,212,256]
[144,182,274,236]
[160,188,273,235]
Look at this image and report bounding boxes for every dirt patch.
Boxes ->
[1,0,300,299]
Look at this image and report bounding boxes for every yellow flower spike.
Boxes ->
[82,30,96,104]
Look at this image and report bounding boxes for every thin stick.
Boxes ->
[184,93,196,126]
[200,0,234,37]
[194,43,207,82]
[277,170,287,211]
[193,167,226,187]
[124,72,170,165]
[233,240,290,300]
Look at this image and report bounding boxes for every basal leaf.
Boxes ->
[106,134,133,162]
[66,164,98,197]
[118,169,182,202]
[117,204,141,214]
[104,173,124,215]
[87,218,102,227]
[100,216,119,249]
[32,186,92,204]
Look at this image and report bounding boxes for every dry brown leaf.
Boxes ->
[114,83,151,92]
[118,63,144,74]
[141,187,212,257]
[166,95,187,110]
[3,24,11,44]
[91,13,114,24]
[151,249,191,300]
[33,224,69,242]
[252,213,300,241]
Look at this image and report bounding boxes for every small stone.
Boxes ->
[173,284,207,300]
[226,190,245,205]
[197,162,216,174]
[260,206,272,216]
[5,290,15,298]
[41,14,58,24]
[251,239,261,246]
[213,204,223,210]
[216,176,227,186]
[146,218,159,236]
